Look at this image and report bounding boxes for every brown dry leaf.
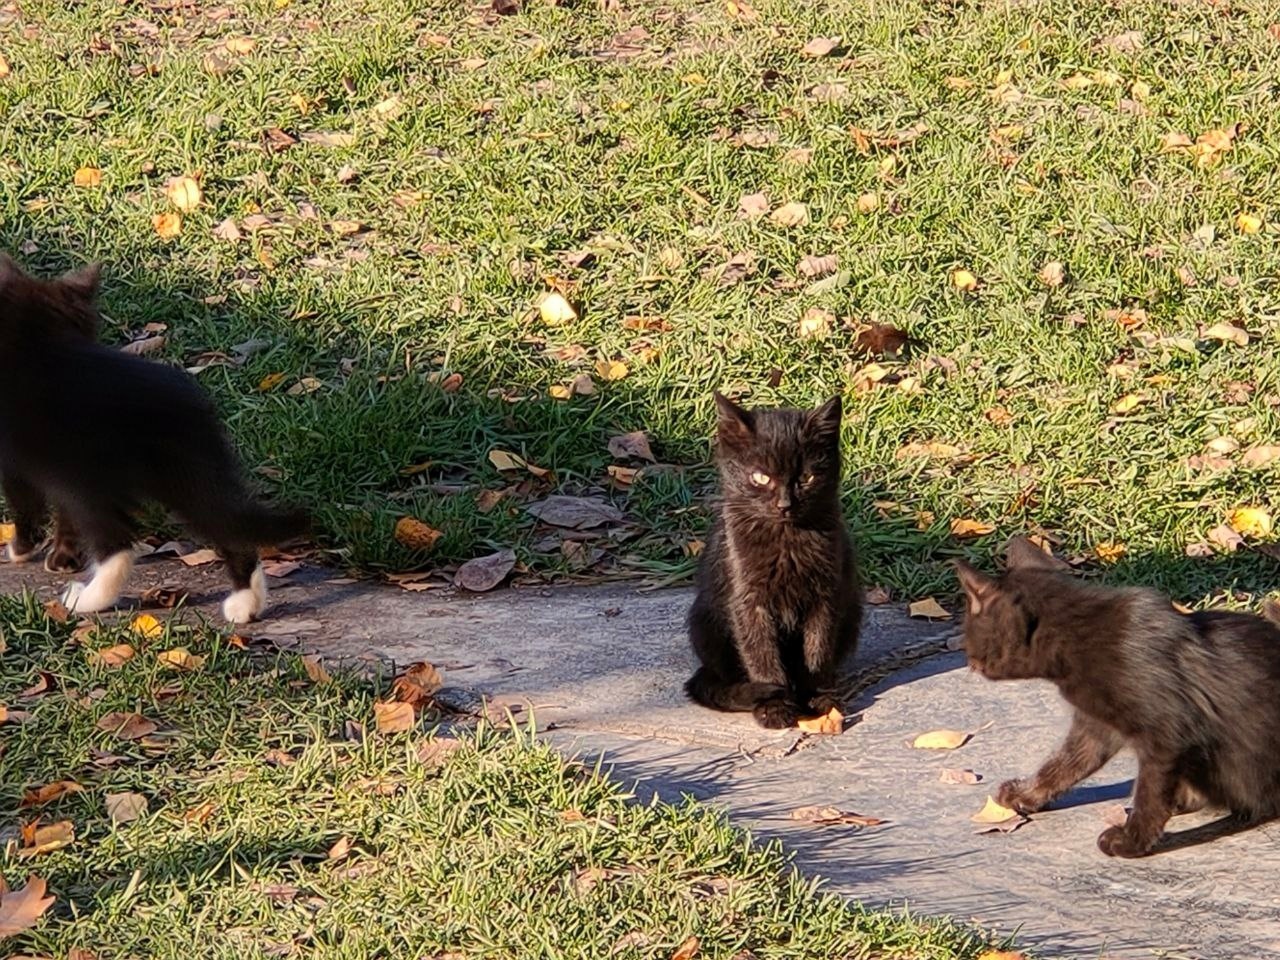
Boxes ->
[940,768,982,785]
[165,175,202,212]
[865,585,891,605]
[1103,307,1148,329]
[1094,542,1127,564]
[43,599,71,623]
[96,712,157,741]
[152,212,182,239]
[951,268,978,291]
[454,549,517,592]
[374,700,415,734]
[798,307,834,339]
[0,52,9,78]
[950,518,995,539]
[1203,322,1249,346]
[1208,523,1244,553]
[89,643,138,670]
[224,35,256,55]
[440,372,463,393]
[301,655,332,685]
[19,820,75,857]
[595,359,629,381]
[736,191,770,219]
[801,36,839,57]
[539,291,577,325]
[1228,506,1273,538]
[157,647,205,672]
[912,729,970,750]
[20,672,55,697]
[20,781,83,809]
[908,597,951,620]
[796,706,844,735]
[488,449,528,472]
[608,431,656,462]
[0,875,56,937]
[1242,445,1280,468]
[770,201,809,227]
[392,661,443,706]
[853,322,912,357]
[797,253,838,278]
[671,936,700,960]
[73,166,103,188]
[121,334,167,356]
[178,548,219,567]
[1037,260,1066,287]
[790,806,885,826]
[327,836,351,860]
[527,495,623,529]
[971,796,1019,823]
[131,613,164,639]
[394,516,443,551]
[105,791,148,825]
[416,736,463,767]
[607,465,640,486]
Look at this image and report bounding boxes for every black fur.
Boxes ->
[0,256,307,617]
[958,537,1280,857]
[685,393,862,729]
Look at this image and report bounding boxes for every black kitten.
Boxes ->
[0,256,307,622]
[685,393,861,729]
[958,537,1280,858]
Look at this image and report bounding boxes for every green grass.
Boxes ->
[0,595,998,958]
[4,0,1280,601]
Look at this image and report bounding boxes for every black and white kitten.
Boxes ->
[685,393,862,728]
[0,255,307,622]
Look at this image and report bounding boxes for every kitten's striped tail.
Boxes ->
[684,667,784,712]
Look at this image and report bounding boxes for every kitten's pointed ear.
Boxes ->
[805,394,843,440]
[1005,536,1068,573]
[59,262,102,301]
[714,392,755,447]
[954,560,998,616]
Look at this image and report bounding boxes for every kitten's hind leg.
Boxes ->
[3,473,48,563]
[220,548,267,624]
[999,711,1124,814]
[61,508,135,614]
[44,510,85,573]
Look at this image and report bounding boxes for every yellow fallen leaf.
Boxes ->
[130,614,164,640]
[971,796,1019,824]
[1130,80,1150,101]
[258,372,286,392]
[165,175,202,212]
[951,268,978,291]
[0,522,14,544]
[0,875,56,938]
[224,35,257,54]
[394,516,443,551]
[89,643,136,669]
[73,166,103,188]
[300,655,332,685]
[798,307,834,339]
[796,707,843,735]
[912,729,971,750]
[374,700,415,733]
[548,384,572,400]
[978,952,1028,960]
[595,359,629,381]
[1111,392,1145,414]
[896,441,963,459]
[488,449,528,471]
[1236,212,1263,234]
[1037,260,1065,287]
[538,291,577,325]
[856,192,879,213]
[152,212,182,239]
[1203,322,1249,346]
[157,647,206,672]
[949,518,995,539]
[770,201,809,227]
[908,597,951,620]
[1228,506,1272,538]
[1093,541,1127,564]
[0,52,10,78]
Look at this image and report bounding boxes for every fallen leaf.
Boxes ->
[1203,322,1249,346]
[798,307,834,339]
[300,655,332,685]
[19,820,74,857]
[0,52,9,78]
[374,700,415,733]
[454,548,517,592]
[1093,542,1127,564]
[96,712,157,740]
[797,253,838,278]
[262,559,301,578]
[1100,805,1129,829]
[608,431,656,462]
[179,548,219,566]
[971,795,1019,823]
[908,597,951,620]
[1237,212,1263,233]
[770,201,809,227]
[394,516,443,551]
[327,836,351,860]
[1242,445,1280,468]
[595,359,629,381]
[131,613,164,639]
[20,672,55,697]
[671,936,700,960]
[853,322,912,357]
[73,166,103,188]
[527,495,623,529]
[257,372,286,392]
[121,334,167,356]
[801,36,839,57]
[951,268,978,291]
[182,800,217,825]
[1228,506,1273,538]
[20,781,83,809]
[539,291,577,325]
[392,661,443,706]
[42,599,70,623]
[152,212,182,239]
[1037,260,1066,287]
[796,706,843,735]
[0,876,55,937]
[224,35,256,55]
[488,449,528,472]
[714,252,753,286]
[977,952,1028,960]
[1104,307,1148,329]
[865,586,891,605]
[416,736,463,767]
[440,372,463,393]
[1207,523,1245,552]
[164,175,202,212]
[157,647,205,672]
[105,791,148,825]
[950,518,995,539]
[1111,393,1145,414]
[855,192,879,214]
[736,191,770,219]
[1207,436,1240,455]
[940,768,982,785]
[790,806,885,826]
[913,729,970,750]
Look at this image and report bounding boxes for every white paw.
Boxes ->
[62,580,96,612]
[7,542,36,564]
[222,588,263,624]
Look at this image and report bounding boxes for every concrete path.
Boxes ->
[4,555,1279,959]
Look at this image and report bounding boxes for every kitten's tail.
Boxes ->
[684,666,783,712]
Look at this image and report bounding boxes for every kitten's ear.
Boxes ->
[714,392,755,446]
[1005,536,1068,573]
[0,253,19,285]
[804,394,843,441]
[954,560,998,617]
[59,262,102,301]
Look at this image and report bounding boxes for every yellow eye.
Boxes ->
[750,470,771,486]
[801,473,815,484]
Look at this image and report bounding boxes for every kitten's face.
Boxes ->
[0,255,102,339]
[713,393,843,525]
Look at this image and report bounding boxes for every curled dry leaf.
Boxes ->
[20,781,84,808]
[152,212,182,239]
[607,431,656,462]
[454,548,517,592]
[770,201,809,227]
[1207,523,1244,553]
[105,791,148,825]
[1093,542,1127,564]
[327,836,351,861]
[736,191,770,219]
[43,599,71,623]
[790,806,885,826]
[801,36,839,57]
[1037,260,1066,287]
[374,699,415,733]
[950,518,994,539]
[0,875,56,937]
[908,597,951,620]
[865,585,891,605]
[394,516,443,551]
[73,166,103,188]
[798,307,834,339]
[853,322,912,357]
[165,175,202,212]
[940,768,982,785]
[1228,506,1272,538]
[19,820,75,857]
[912,729,970,750]
[797,253,838,278]
[392,661,443,706]
[951,268,978,291]
[1242,445,1280,468]
[301,655,332,685]
[971,795,1019,823]
[538,292,577,325]
[1203,322,1249,346]
[96,711,157,740]
[671,936,700,960]
[157,647,205,672]
[796,706,843,735]
[179,548,219,566]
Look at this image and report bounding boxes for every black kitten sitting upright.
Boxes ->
[958,537,1280,858]
[685,393,861,729]
[0,256,307,622]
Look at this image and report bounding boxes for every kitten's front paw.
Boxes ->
[45,546,85,574]
[997,778,1047,815]
[753,699,797,729]
[1097,825,1154,859]
[807,693,843,715]
[61,581,88,611]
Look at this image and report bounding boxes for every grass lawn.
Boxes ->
[0,596,999,958]
[4,0,1280,601]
